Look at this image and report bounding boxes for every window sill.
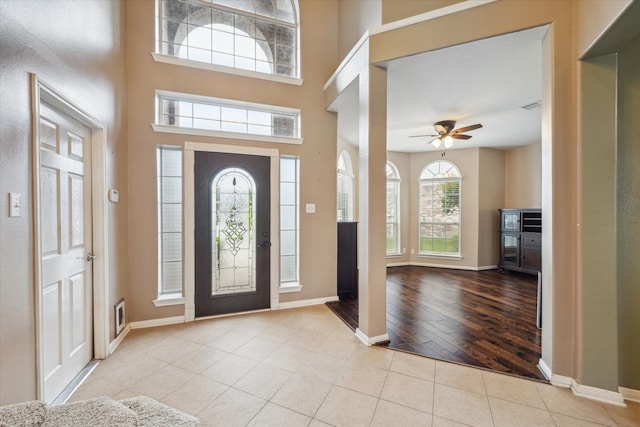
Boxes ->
[418,253,463,261]
[387,253,403,258]
[151,124,304,145]
[279,282,303,293]
[153,295,185,307]
[151,53,304,86]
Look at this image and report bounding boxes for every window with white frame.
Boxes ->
[419,160,461,256]
[157,0,299,78]
[157,146,183,297]
[155,91,301,142]
[280,156,299,288]
[386,161,401,256]
[337,151,354,222]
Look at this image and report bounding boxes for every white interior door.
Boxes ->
[38,101,93,402]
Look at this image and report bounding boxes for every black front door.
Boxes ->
[194,151,270,317]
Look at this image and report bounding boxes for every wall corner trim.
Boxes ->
[355,329,390,346]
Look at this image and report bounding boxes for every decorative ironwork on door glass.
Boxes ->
[211,168,256,295]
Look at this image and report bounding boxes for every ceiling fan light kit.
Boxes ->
[411,119,483,148]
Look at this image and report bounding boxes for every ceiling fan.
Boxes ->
[410,120,483,148]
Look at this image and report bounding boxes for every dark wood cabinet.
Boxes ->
[337,222,358,299]
[498,209,541,275]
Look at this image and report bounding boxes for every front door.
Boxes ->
[38,101,93,402]
[194,152,270,317]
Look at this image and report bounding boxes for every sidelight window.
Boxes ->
[418,160,461,256]
[157,146,184,299]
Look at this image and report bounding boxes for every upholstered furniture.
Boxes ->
[0,396,200,427]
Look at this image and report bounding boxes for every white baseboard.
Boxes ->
[355,328,390,346]
[539,358,627,407]
[278,296,339,310]
[572,380,626,407]
[392,261,499,271]
[129,315,185,329]
[386,261,410,267]
[108,325,131,354]
[537,358,553,382]
[619,386,640,403]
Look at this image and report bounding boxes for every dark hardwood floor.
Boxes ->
[326,266,546,381]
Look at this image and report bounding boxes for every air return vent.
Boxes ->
[521,100,542,111]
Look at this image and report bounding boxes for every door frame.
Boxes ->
[31,75,110,400]
[183,142,280,322]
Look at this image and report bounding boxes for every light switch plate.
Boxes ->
[9,193,21,217]
[305,203,315,214]
[108,189,119,203]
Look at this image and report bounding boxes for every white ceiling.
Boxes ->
[335,25,548,153]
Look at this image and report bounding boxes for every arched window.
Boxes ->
[419,161,461,256]
[337,152,354,222]
[386,161,401,256]
[158,0,299,78]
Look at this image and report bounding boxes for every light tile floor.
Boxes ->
[70,305,640,426]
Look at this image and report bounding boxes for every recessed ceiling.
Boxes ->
[335,25,548,153]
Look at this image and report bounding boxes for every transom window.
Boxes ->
[386,161,401,256]
[419,161,461,256]
[156,91,300,141]
[157,0,299,78]
[337,151,354,222]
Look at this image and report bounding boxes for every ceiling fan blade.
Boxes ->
[451,134,472,140]
[452,123,483,134]
[409,134,439,138]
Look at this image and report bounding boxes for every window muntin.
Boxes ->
[157,91,300,139]
[386,161,401,256]
[158,0,299,78]
[280,156,299,286]
[337,151,354,222]
[419,160,461,256]
[157,146,183,297]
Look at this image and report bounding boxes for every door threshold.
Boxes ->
[50,359,100,406]
[195,307,271,321]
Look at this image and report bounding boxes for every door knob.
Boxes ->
[257,240,271,249]
[87,253,97,261]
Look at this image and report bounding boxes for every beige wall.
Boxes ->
[617,31,640,392]
[381,0,464,24]
[0,0,128,404]
[478,148,506,267]
[125,0,339,320]
[504,143,542,208]
[575,0,634,57]
[338,0,381,62]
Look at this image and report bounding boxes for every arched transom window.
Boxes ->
[419,160,461,256]
[158,0,299,78]
[386,161,401,256]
